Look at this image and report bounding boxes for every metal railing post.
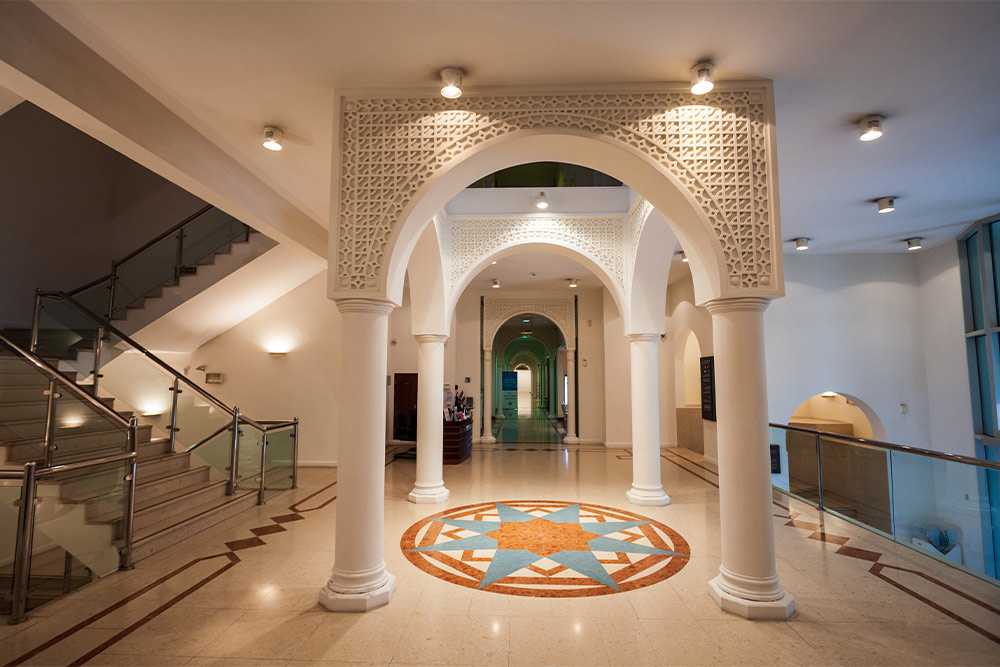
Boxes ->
[167,379,181,453]
[91,325,105,397]
[257,432,268,505]
[174,229,185,285]
[107,269,118,321]
[120,418,138,571]
[292,417,299,489]
[10,462,38,625]
[42,378,59,467]
[815,433,825,511]
[227,408,240,495]
[29,290,42,354]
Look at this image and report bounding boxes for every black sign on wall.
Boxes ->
[700,356,716,422]
[769,444,781,474]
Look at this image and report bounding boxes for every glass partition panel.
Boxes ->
[50,386,129,465]
[0,475,22,615]
[235,423,264,493]
[29,459,129,607]
[263,424,295,498]
[34,297,102,368]
[170,388,233,452]
[819,435,893,535]
[967,233,985,331]
[188,423,235,484]
[111,233,179,320]
[180,209,247,269]
[890,449,995,580]
[0,348,51,464]
[72,278,113,321]
[784,428,822,506]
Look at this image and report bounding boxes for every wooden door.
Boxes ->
[393,373,418,441]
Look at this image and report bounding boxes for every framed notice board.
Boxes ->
[700,356,716,422]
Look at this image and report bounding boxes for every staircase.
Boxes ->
[1,205,297,620]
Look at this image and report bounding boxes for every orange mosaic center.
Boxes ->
[484,517,599,556]
[400,500,691,598]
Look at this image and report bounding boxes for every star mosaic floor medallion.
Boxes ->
[400,500,690,597]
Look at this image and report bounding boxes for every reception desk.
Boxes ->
[443,417,472,464]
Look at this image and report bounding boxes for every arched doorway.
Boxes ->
[323,86,792,620]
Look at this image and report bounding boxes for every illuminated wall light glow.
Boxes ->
[439,67,464,99]
[263,335,296,357]
[794,238,809,250]
[859,115,884,142]
[690,62,714,95]
[62,414,85,428]
[877,196,895,214]
[906,237,923,251]
[262,126,283,151]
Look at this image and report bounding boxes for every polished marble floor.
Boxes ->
[2,448,999,666]
[494,408,562,445]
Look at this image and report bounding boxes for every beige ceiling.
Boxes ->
[466,252,596,293]
[36,0,1000,252]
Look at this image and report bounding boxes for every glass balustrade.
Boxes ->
[770,423,1000,584]
[262,422,297,499]
[0,473,22,616]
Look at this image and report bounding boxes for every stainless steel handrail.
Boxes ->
[0,332,131,429]
[34,450,137,479]
[770,422,1000,470]
[112,204,214,267]
[34,292,236,416]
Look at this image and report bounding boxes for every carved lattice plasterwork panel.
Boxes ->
[483,296,576,350]
[627,198,654,278]
[337,88,774,293]
[445,215,625,292]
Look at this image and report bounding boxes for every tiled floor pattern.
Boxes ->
[1,447,999,665]
[494,409,562,445]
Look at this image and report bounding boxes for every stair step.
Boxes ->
[138,438,172,459]
[135,451,191,481]
[134,465,212,504]
[133,480,229,531]
[131,490,259,562]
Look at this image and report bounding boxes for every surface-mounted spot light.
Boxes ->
[492,279,500,289]
[679,251,689,263]
[491,260,497,265]
[262,126,283,151]
[906,237,923,251]
[859,115,884,142]
[440,67,464,99]
[535,192,549,210]
[568,278,578,288]
[794,238,810,250]
[690,62,714,95]
[877,197,895,214]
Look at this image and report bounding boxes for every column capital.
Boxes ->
[626,333,662,343]
[566,347,576,357]
[704,296,771,315]
[482,347,492,357]
[335,297,396,316]
[414,333,448,344]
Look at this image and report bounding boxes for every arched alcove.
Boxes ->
[788,391,885,441]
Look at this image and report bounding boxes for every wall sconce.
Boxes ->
[268,351,287,358]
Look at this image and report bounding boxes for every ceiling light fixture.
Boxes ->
[859,115,884,142]
[794,238,810,250]
[690,61,715,95]
[679,251,689,263]
[491,260,497,265]
[568,278,578,288]
[535,192,549,210]
[439,67,464,99]
[877,196,895,214]
[491,279,500,289]
[262,126,283,151]
[906,237,923,251]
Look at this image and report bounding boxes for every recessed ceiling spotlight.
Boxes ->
[794,238,810,250]
[439,67,464,99]
[859,115,884,142]
[679,251,689,263]
[690,61,714,95]
[877,196,895,214]
[491,279,500,289]
[262,126,283,151]
[491,260,497,265]
[568,278,578,288]
[535,192,549,210]
[906,237,923,251]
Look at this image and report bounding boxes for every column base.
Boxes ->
[708,574,794,620]
[563,436,580,444]
[408,484,450,504]
[481,435,497,445]
[319,572,396,612]
[626,486,670,506]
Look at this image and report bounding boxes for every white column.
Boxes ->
[626,334,670,506]
[705,297,794,620]
[409,334,450,504]
[320,298,396,612]
[481,348,496,445]
[563,348,579,444]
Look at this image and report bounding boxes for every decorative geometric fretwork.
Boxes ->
[483,296,576,350]
[626,198,654,279]
[337,87,775,293]
[445,214,625,292]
